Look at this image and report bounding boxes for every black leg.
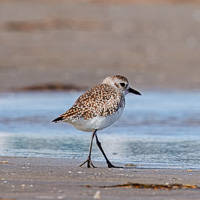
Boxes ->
[79,130,97,168]
[94,132,122,168]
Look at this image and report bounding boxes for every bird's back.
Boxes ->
[53,83,125,124]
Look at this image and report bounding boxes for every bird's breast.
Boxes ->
[70,106,124,132]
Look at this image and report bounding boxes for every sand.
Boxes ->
[0,0,200,92]
[0,157,200,200]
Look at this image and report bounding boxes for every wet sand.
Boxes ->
[0,157,200,200]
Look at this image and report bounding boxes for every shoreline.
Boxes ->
[0,156,200,199]
[1,86,200,93]
[0,155,200,171]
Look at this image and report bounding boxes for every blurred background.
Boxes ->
[0,0,200,168]
[0,0,200,91]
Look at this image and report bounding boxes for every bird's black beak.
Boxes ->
[128,87,141,95]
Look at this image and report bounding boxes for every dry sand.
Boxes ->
[0,0,200,91]
[0,157,200,200]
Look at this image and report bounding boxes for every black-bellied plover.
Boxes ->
[52,75,141,168]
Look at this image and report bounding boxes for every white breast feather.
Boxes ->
[70,107,124,132]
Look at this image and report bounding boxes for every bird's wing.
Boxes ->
[53,84,123,122]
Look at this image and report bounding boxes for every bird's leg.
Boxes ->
[79,130,96,168]
[94,133,122,168]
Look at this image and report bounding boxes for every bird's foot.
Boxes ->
[79,158,96,168]
[107,161,123,168]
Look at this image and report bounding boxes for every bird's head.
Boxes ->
[102,75,141,96]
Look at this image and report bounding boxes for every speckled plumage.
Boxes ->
[53,75,141,132]
[60,83,124,121]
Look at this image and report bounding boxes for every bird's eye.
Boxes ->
[120,83,126,87]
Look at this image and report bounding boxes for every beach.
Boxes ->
[1,0,200,199]
[0,157,200,200]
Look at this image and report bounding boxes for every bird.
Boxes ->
[52,75,141,168]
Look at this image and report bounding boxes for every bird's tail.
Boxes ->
[52,116,63,123]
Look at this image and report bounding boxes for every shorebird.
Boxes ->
[52,75,141,168]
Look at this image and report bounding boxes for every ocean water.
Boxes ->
[0,91,200,169]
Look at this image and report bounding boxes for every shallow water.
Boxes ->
[0,91,200,169]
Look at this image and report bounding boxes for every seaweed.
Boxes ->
[85,182,200,190]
